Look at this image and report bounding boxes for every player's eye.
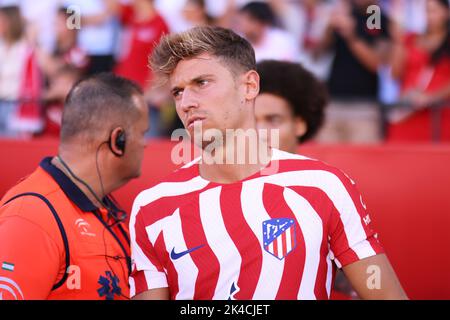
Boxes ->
[268,115,282,125]
[197,79,209,87]
[173,89,183,99]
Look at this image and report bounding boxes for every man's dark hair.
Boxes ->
[239,1,277,26]
[257,60,328,143]
[61,73,143,143]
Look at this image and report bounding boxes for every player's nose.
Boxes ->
[180,88,199,113]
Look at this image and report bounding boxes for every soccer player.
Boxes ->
[0,73,149,300]
[129,26,407,300]
[255,59,327,153]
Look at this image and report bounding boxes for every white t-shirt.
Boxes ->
[253,27,300,63]
[63,0,118,55]
[20,0,60,52]
[154,0,190,33]
[0,40,28,99]
[154,0,230,32]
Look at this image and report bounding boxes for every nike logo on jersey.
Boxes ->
[170,245,205,260]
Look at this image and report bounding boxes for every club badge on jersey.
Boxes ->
[262,218,297,260]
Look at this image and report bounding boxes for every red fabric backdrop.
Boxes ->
[1,138,449,299]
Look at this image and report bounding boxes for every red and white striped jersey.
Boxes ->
[129,149,383,300]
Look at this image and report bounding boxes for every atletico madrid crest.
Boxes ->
[262,218,296,260]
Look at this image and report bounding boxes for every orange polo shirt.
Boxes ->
[0,157,130,300]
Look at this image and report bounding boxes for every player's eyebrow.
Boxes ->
[171,74,215,93]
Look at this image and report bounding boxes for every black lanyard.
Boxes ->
[93,211,131,277]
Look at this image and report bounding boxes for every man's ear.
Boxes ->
[294,117,307,139]
[109,127,126,157]
[242,70,260,101]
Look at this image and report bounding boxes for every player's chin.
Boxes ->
[186,121,215,138]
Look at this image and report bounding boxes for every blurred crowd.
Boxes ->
[0,0,449,142]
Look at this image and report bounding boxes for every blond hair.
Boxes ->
[150,26,256,85]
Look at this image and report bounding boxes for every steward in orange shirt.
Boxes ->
[0,73,149,300]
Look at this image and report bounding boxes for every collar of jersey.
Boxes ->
[40,156,117,213]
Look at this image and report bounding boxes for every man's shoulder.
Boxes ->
[0,166,62,223]
[268,149,354,186]
[132,157,205,210]
[272,148,336,171]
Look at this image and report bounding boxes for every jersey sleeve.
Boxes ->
[129,204,168,298]
[0,215,62,300]
[327,170,384,268]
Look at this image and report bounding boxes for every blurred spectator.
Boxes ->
[182,0,214,27]
[315,0,390,143]
[37,7,89,80]
[154,0,228,32]
[19,0,60,53]
[269,0,335,80]
[114,0,170,139]
[115,0,169,91]
[40,65,81,137]
[63,0,120,75]
[385,0,427,35]
[154,0,191,32]
[377,25,400,107]
[236,1,300,62]
[0,5,42,137]
[388,0,450,142]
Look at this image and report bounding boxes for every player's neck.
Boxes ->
[199,139,272,184]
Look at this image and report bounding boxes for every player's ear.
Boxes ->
[294,117,307,139]
[243,70,260,101]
